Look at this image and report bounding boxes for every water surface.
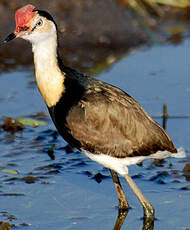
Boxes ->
[0,40,190,229]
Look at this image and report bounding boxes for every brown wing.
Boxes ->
[66,82,177,158]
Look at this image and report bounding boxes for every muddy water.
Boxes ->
[0,40,190,230]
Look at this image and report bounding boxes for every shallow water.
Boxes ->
[0,40,190,229]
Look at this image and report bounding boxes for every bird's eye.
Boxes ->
[36,19,43,27]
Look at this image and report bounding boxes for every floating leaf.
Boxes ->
[2,117,24,132]
[167,24,187,34]
[48,144,56,160]
[0,222,10,230]
[17,118,47,127]
[21,176,38,184]
[1,169,19,174]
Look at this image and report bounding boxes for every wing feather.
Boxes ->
[65,82,176,157]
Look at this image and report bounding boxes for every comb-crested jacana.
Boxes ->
[2,4,184,218]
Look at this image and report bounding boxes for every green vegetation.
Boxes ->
[152,0,190,7]
[117,0,190,17]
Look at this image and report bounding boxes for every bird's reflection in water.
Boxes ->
[113,210,154,230]
[142,216,154,230]
[113,210,128,230]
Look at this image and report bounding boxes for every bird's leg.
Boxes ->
[123,173,155,219]
[109,169,130,211]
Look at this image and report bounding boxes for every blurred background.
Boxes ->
[0,1,190,229]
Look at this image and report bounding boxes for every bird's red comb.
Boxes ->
[15,4,36,32]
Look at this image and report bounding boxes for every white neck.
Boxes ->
[32,33,65,107]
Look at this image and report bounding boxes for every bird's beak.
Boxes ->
[0,32,16,45]
[1,24,33,45]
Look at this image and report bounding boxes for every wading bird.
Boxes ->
[1,4,184,218]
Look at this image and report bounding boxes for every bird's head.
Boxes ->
[2,4,57,45]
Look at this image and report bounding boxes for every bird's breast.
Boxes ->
[35,64,65,108]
